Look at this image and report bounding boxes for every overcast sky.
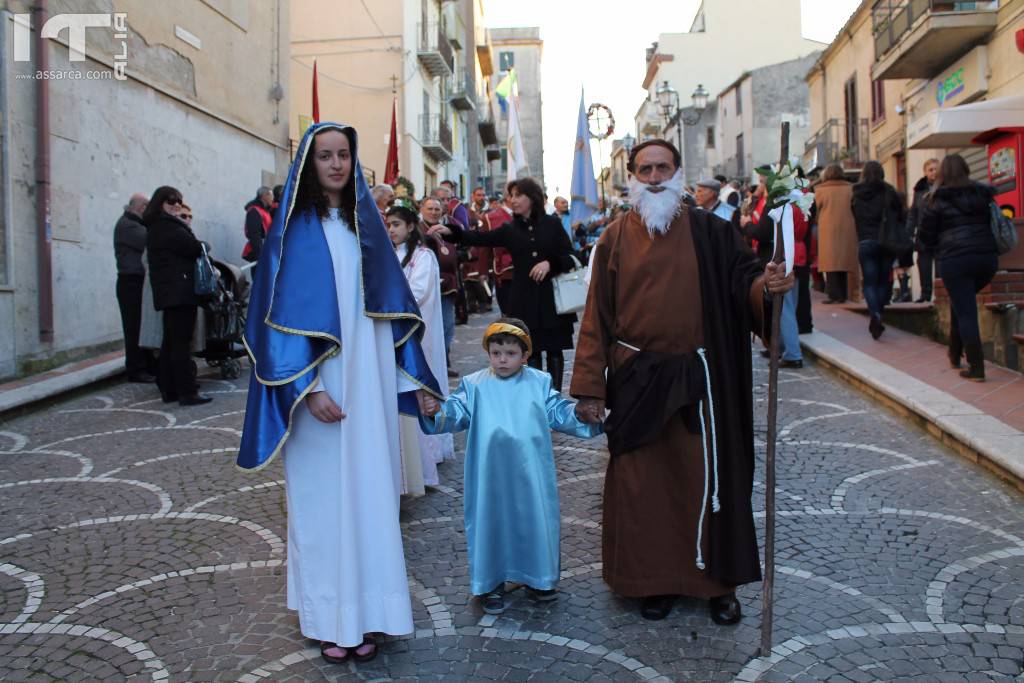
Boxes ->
[484,0,861,195]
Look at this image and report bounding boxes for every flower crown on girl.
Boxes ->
[389,197,419,215]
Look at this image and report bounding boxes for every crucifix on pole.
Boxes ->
[760,120,790,656]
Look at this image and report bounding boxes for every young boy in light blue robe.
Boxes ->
[420,318,603,614]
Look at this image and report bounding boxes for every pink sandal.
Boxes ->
[353,634,378,663]
[320,641,350,664]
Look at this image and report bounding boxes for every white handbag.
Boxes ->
[552,255,588,314]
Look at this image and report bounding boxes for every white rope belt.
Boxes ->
[614,340,720,571]
[695,347,720,571]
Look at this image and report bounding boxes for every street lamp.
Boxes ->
[655,80,709,151]
[655,80,680,124]
[622,132,635,152]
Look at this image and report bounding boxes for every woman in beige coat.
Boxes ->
[812,164,860,303]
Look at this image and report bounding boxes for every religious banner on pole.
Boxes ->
[570,89,599,228]
[384,98,400,185]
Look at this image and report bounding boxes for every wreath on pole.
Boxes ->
[587,103,615,140]
[393,175,416,199]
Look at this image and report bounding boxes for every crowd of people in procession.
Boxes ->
[111,117,1000,665]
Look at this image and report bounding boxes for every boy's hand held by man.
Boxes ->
[575,398,605,424]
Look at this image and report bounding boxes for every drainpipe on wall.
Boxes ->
[33,0,52,343]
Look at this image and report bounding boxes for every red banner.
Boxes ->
[312,59,320,123]
[384,98,400,184]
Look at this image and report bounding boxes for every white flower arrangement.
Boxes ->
[755,161,814,220]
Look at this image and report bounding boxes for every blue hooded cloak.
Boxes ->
[237,122,441,470]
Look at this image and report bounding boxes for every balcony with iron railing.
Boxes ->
[871,0,998,80]
[447,69,475,111]
[421,113,453,162]
[802,118,871,171]
[417,22,455,78]
[477,95,498,146]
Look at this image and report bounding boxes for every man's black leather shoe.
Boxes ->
[709,593,742,625]
[640,595,676,621]
[179,394,213,406]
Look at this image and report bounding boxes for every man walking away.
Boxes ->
[115,192,155,383]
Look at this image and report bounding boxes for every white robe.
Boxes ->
[396,243,455,486]
[283,209,416,646]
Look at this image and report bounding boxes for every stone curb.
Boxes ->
[800,331,1024,493]
[0,356,124,415]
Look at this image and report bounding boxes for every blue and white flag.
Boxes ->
[569,90,599,227]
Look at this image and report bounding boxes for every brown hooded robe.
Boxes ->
[570,206,765,597]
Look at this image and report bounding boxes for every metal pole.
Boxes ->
[676,114,683,178]
[760,121,790,656]
[33,0,53,343]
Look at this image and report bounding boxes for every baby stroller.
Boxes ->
[195,258,251,379]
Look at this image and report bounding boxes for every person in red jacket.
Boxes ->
[484,193,515,314]
[241,186,273,264]
[794,184,816,335]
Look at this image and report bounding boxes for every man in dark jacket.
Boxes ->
[907,158,939,302]
[114,193,155,382]
[241,186,274,263]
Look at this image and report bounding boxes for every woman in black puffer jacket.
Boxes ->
[144,186,213,405]
[851,161,906,340]
[919,154,999,381]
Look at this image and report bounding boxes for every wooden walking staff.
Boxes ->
[760,121,790,656]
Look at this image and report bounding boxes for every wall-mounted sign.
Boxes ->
[934,46,988,108]
[937,68,966,106]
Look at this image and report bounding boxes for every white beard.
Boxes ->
[628,168,685,238]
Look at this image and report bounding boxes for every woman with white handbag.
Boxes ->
[426,177,579,392]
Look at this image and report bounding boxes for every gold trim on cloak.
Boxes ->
[239,124,442,472]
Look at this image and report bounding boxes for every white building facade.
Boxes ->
[635,0,825,183]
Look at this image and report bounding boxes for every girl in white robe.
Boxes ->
[386,202,455,490]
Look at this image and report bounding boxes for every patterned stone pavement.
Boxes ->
[1,311,1023,682]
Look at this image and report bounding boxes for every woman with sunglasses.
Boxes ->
[143,186,212,406]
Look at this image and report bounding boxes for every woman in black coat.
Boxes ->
[851,161,906,340]
[431,177,577,391]
[919,154,999,381]
[144,186,212,406]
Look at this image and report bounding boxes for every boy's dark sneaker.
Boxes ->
[527,587,558,602]
[482,590,506,614]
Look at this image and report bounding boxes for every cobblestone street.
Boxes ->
[1,312,1023,682]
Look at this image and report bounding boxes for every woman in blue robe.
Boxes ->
[238,122,440,663]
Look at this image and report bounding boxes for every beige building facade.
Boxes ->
[290,0,497,201]
[0,0,290,379]
[805,0,1023,194]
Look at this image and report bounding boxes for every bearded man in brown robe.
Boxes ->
[571,139,794,623]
